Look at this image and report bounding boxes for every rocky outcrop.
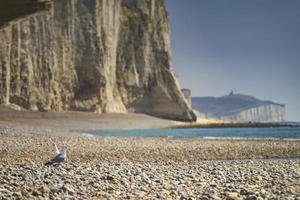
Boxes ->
[192,94,285,122]
[0,0,196,121]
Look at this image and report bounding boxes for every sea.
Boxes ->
[85,127,300,139]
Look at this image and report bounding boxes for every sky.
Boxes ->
[166,0,300,122]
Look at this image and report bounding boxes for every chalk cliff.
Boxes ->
[192,94,285,122]
[0,0,196,121]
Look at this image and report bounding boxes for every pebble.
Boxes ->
[226,192,241,200]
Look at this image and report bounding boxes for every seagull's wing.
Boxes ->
[45,153,65,165]
[45,144,66,165]
[50,153,65,163]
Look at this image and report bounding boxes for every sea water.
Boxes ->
[86,127,300,139]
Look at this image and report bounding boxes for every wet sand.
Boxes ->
[0,106,176,133]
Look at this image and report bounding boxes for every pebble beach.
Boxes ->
[0,131,299,199]
[0,110,300,199]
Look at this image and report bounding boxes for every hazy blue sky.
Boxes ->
[166,0,300,121]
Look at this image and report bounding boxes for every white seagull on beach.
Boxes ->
[45,144,67,165]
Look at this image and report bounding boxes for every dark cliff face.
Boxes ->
[0,0,196,122]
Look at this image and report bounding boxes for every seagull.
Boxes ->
[45,144,67,165]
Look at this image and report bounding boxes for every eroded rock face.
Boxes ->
[0,0,196,121]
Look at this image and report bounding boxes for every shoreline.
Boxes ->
[81,134,300,142]
[80,131,300,141]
